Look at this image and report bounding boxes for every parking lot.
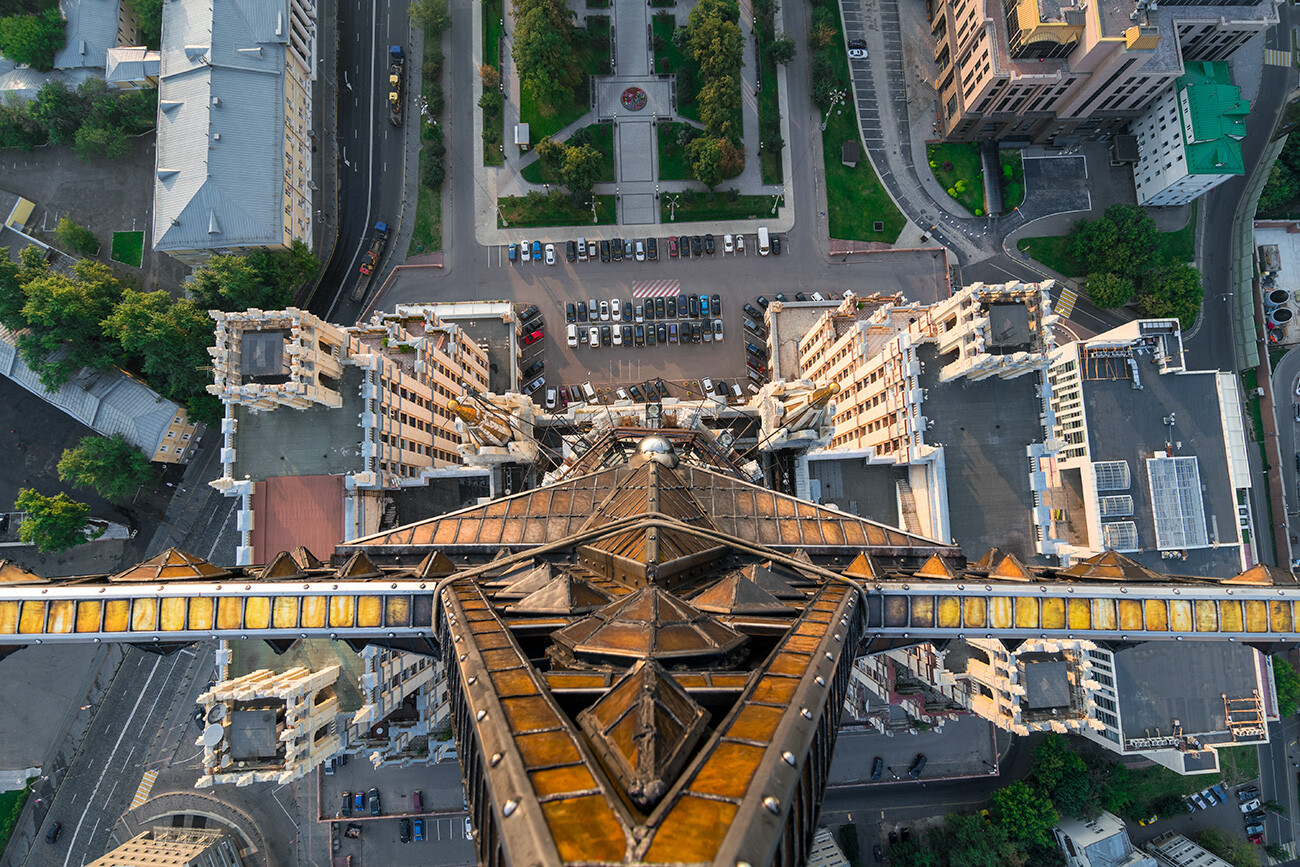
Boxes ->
[828,716,1001,787]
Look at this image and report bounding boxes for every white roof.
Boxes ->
[152,0,292,255]
[52,0,123,70]
[105,46,160,83]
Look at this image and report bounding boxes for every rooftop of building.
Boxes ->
[52,0,124,70]
[807,457,907,530]
[231,366,365,481]
[1179,61,1248,176]
[250,475,345,564]
[1079,366,1241,576]
[152,0,294,253]
[105,46,160,83]
[1022,657,1072,710]
[918,343,1044,563]
[227,707,281,762]
[1056,811,1155,867]
[1113,641,1264,744]
[229,638,364,712]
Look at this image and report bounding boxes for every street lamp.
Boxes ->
[497,205,509,228]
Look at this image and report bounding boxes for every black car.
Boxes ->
[679,235,690,258]
[692,322,702,343]
[629,384,643,400]
[756,295,770,308]
[612,241,624,262]
[656,323,667,344]
[623,238,634,259]
[677,295,689,317]
[711,294,721,315]
[341,793,352,816]
[655,379,669,398]
[523,359,544,378]
[646,324,656,346]
[688,295,700,318]
[704,234,715,254]
[774,293,787,302]
[635,324,645,346]
[691,236,703,256]
[400,818,412,843]
[667,296,677,317]
[565,240,577,261]
[601,325,612,346]
[907,754,927,779]
[873,843,883,863]
[647,237,658,260]
[743,303,761,318]
[519,304,540,321]
[644,302,655,322]
[655,297,666,318]
[566,302,576,322]
[46,823,61,845]
[622,325,633,345]
[871,756,884,781]
[795,292,807,301]
[521,315,543,334]
[368,787,381,816]
[772,235,781,255]
[600,239,611,262]
[888,831,898,845]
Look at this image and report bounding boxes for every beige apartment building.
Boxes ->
[152,0,317,265]
[932,0,1275,143]
[83,828,245,867]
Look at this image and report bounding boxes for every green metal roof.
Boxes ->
[1178,61,1248,176]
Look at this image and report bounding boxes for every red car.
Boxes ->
[522,329,543,345]
[1247,832,1264,845]
[668,236,678,258]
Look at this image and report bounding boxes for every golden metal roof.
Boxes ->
[551,586,747,662]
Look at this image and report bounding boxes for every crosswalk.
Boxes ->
[632,280,681,298]
[130,769,158,809]
[1264,48,1293,67]
[1055,286,1078,318]
[1263,840,1296,864]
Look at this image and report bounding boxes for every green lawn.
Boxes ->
[657,121,695,181]
[520,122,615,184]
[1000,150,1024,210]
[757,44,782,185]
[408,147,443,256]
[498,193,617,227]
[519,17,609,140]
[482,0,504,166]
[1118,745,1259,820]
[653,13,700,122]
[824,108,905,243]
[1017,212,1199,277]
[660,192,775,223]
[110,230,144,267]
[0,783,31,856]
[927,142,984,216]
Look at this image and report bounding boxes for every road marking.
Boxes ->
[1265,48,1292,67]
[1055,286,1078,318]
[129,770,158,809]
[632,279,681,298]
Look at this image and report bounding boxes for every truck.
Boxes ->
[387,45,404,126]
[352,221,389,302]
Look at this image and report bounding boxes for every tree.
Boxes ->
[0,8,66,71]
[1274,655,1300,716]
[1194,828,1260,867]
[0,92,47,150]
[1068,203,1157,278]
[560,143,603,196]
[189,243,317,312]
[1085,271,1134,309]
[768,34,796,64]
[410,0,451,32]
[15,489,95,553]
[887,840,941,867]
[688,136,725,188]
[55,217,100,258]
[0,244,46,331]
[479,62,500,91]
[73,122,131,161]
[30,81,85,146]
[931,813,1025,867]
[127,0,164,48]
[1135,262,1203,328]
[535,135,567,176]
[989,781,1058,850]
[58,434,153,501]
[1258,159,1299,216]
[512,0,576,109]
[698,74,741,138]
[18,259,124,390]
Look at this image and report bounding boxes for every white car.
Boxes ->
[525,375,545,394]
[612,326,623,346]
[599,300,610,321]
[702,377,714,394]
[736,234,744,253]
[544,386,557,409]
[611,298,621,320]
[588,326,599,348]
[713,320,724,341]
[577,238,587,260]
[1240,798,1261,813]
[635,240,646,262]
[616,388,629,401]
[544,243,556,265]
[848,38,868,58]
[723,234,734,254]
[567,324,578,347]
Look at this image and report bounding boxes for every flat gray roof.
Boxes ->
[807,458,906,529]
[1081,369,1241,577]
[919,343,1042,562]
[232,366,365,481]
[1023,659,1071,710]
[1113,642,1260,742]
[228,709,279,760]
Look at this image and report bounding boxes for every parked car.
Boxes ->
[519,304,540,321]
[600,239,611,262]
[545,387,558,409]
[702,318,713,343]
[577,300,588,321]
[657,323,667,344]
[713,320,724,341]
[635,240,646,261]
[367,788,381,816]
[736,234,744,253]
[688,295,699,317]
[522,329,544,346]
[623,239,634,259]
[520,240,531,262]
[565,240,576,261]
[712,294,721,315]
[691,236,703,256]
[523,360,544,378]
[873,843,883,863]
[679,235,690,258]
[848,38,868,58]
[566,302,576,322]
[907,754,927,779]
[601,325,612,346]
[525,376,545,395]
[342,793,352,816]
[353,792,365,810]
[744,303,762,318]
[566,324,579,347]
[508,243,518,262]
[794,292,808,302]
[611,298,621,320]
[667,296,677,317]
[577,238,587,260]
[413,819,424,842]
[656,298,666,318]
[1199,787,1219,806]
[465,817,474,839]
[668,236,678,257]
[1239,798,1259,813]
[612,240,624,262]
[704,234,715,254]
[647,237,657,260]
[558,387,570,406]
[46,823,61,844]
[1238,786,1260,801]
[772,236,781,255]
[599,300,610,321]
[756,295,770,308]
[588,326,599,348]
[700,294,710,317]
[669,323,678,343]
[724,233,734,254]
[635,324,645,346]
[622,325,634,345]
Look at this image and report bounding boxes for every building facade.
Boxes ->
[152,0,317,265]
[1132,61,1248,205]
[82,828,244,867]
[931,0,1274,143]
[1055,812,1156,867]
[1146,831,1233,867]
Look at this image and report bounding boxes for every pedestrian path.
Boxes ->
[130,769,158,809]
[1055,285,1078,318]
[1264,48,1292,67]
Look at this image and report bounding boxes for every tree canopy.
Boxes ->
[17,259,125,390]
[58,434,153,501]
[0,79,156,159]
[989,781,1059,850]
[0,7,65,71]
[188,241,319,312]
[1068,203,1157,278]
[511,0,576,109]
[15,489,95,553]
[1084,271,1134,310]
[1274,655,1300,717]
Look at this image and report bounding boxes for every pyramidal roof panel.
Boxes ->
[552,585,746,660]
[1058,550,1156,581]
[506,576,612,614]
[691,574,791,614]
[110,548,231,583]
[577,659,710,809]
[740,561,809,599]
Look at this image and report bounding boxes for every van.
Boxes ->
[582,381,598,403]
[731,382,743,399]
[702,377,714,394]
[811,292,826,302]
[757,226,770,256]
[748,369,764,384]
